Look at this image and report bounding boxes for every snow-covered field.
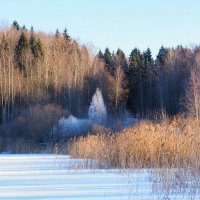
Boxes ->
[0,154,199,200]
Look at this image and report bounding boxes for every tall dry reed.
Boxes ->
[69,118,200,171]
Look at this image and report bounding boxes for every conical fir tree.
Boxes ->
[63,28,70,41]
[15,32,29,71]
[128,48,145,115]
[104,48,113,74]
[98,50,104,60]
[12,20,20,30]
[88,88,107,124]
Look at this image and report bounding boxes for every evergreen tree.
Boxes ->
[21,25,27,31]
[12,20,20,30]
[63,28,70,41]
[29,28,44,59]
[155,46,168,111]
[128,48,145,116]
[115,48,128,74]
[30,27,37,55]
[143,48,155,111]
[143,48,153,66]
[97,50,104,60]
[156,46,168,66]
[55,28,61,38]
[104,48,113,74]
[35,39,44,58]
[36,38,44,58]
[15,32,29,71]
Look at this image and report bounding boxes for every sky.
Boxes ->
[1,0,200,57]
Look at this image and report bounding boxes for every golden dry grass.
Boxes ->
[69,117,200,171]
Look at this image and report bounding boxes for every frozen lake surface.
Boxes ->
[0,154,199,200]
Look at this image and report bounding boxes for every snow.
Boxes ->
[0,154,199,200]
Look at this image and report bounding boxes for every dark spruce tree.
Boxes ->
[143,48,155,113]
[63,28,70,41]
[143,48,153,66]
[15,32,29,71]
[55,28,61,38]
[21,25,27,31]
[156,46,168,66]
[115,48,128,74]
[30,27,37,56]
[155,46,168,113]
[97,50,104,60]
[12,20,20,30]
[29,27,44,59]
[104,47,114,75]
[35,39,44,58]
[128,48,145,116]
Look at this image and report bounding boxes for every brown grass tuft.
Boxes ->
[69,118,200,171]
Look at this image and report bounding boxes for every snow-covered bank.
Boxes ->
[0,154,199,200]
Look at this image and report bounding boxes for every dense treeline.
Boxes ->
[99,45,199,118]
[0,21,200,143]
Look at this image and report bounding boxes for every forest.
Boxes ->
[0,21,200,146]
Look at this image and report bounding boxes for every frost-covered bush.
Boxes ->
[56,116,91,138]
[88,88,107,124]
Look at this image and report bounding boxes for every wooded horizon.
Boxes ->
[0,21,199,141]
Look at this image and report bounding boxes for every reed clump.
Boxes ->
[69,117,200,171]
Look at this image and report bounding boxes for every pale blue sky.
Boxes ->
[1,0,200,57]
